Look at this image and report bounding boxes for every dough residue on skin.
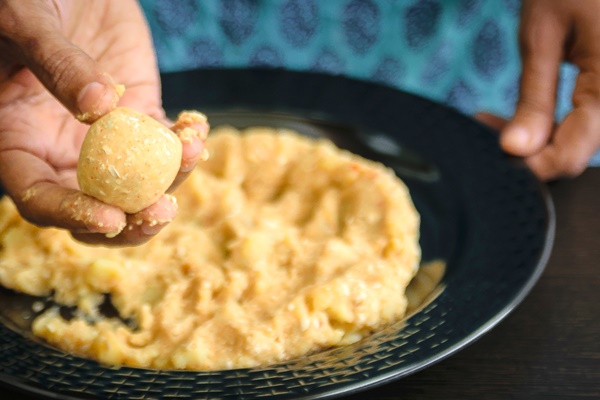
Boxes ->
[0,126,421,371]
[172,111,209,142]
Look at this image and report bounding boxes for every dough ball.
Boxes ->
[77,107,182,214]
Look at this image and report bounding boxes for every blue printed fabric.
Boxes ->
[139,0,599,165]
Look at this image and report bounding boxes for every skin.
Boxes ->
[0,0,208,246]
[478,0,600,181]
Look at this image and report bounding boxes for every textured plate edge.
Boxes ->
[0,372,101,400]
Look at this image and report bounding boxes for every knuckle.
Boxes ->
[41,46,81,92]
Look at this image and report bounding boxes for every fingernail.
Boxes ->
[76,82,118,122]
[99,218,126,237]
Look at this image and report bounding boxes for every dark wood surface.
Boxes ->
[4,168,600,399]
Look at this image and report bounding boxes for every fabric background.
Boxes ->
[139,0,599,166]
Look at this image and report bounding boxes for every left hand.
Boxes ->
[477,0,600,181]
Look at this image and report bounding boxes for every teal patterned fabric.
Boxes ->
[139,0,598,165]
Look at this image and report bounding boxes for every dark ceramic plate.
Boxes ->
[0,69,554,399]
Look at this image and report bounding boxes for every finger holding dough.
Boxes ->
[171,110,210,171]
[23,182,127,237]
[169,110,210,190]
[71,194,177,246]
[0,149,127,237]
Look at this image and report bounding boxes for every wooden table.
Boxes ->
[5,168,599,399]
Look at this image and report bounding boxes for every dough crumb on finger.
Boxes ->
[172,110,209,141]
[59,191,126,235]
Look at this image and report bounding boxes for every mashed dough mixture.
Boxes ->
[0,126,421,370]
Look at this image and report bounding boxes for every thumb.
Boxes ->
[28,36,121,123]
[3,1,120,122]
[501,5,565,157]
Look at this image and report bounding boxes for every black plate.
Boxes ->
[0,68,554,399]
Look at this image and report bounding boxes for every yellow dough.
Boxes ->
[77,107,182,214]
[0,126,421,370]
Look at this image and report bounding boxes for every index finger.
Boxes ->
[169,111,210,190]
[0,148,126,235]
[500,1,567,156]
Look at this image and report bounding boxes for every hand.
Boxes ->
[478,0,600,181]
[0,0,207,245]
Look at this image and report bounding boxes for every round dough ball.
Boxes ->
[77,107,182,214]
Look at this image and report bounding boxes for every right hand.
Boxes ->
[0,0,208,246]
